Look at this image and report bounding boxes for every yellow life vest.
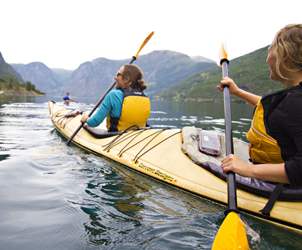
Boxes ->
[107,89,151,132]
[246,100,283,164]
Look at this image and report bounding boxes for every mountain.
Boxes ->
[63,50,215,98]
[135,50,215,95]
[12,62,62,94]
[62,58,128,98]
[52,68,73,83]
[160,46,281,101]
[10,50,216,98]
[0,52,23,82]
[191,56,214,63]
[0,52,43,96]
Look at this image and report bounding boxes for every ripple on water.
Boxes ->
[0,101,301,250]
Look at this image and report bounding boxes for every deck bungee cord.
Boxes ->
[116,129,166,157]
[102,126,147,152]
[132,130,181,163]
[101,126,181,163]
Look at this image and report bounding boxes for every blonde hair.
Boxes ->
[122,64,147,91]
[271,24,302,79]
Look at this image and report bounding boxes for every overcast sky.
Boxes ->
[1,0,301,69]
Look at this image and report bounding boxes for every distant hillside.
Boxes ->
[0,52,43,97]
[12,62,62,94]
[0,52,23,82]
[62,58,128,97]
[136,50,215,95]
[52,68,73,83]
[62,50,215,98]
[12,50,215,98]
[160,46,282,101]
[191,56,214,63]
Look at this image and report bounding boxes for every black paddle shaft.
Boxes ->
[221,59,237,213]
[66,56,137,145]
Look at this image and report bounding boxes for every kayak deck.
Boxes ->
[48,101,302,233]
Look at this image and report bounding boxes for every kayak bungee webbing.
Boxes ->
[101,127,181,163]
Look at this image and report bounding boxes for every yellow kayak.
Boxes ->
[48,101,302,233]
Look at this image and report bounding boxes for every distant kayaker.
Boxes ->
[81,64,151,132]
[63,92,76,106]
[217,24,302,186]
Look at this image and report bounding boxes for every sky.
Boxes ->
[1,0,301,70]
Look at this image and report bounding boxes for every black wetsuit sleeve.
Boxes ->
[282,93,302,186]
[285,145,302,187]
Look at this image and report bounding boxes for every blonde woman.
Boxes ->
[217,24,302,186]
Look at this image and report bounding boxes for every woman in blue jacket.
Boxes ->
[81,64,151,132]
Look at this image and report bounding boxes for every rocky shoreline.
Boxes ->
[0,89,44,97]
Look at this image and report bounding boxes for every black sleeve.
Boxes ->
[285,160,302,187]
[282,93,302,186]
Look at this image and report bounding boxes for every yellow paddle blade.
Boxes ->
[220,44,228,61]
[212,212,249,250]
[134,31,155,59]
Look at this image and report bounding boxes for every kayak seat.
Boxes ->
[84,125,121,138]
[181,126,302,201]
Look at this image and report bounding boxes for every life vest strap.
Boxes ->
[259,184,284,216]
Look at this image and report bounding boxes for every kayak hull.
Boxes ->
[48,101,302,233]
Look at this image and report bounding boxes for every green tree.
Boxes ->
[25,81,32,91]
[8,82,13,89]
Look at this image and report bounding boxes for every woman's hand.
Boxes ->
[221,154,253,177]
[81,113,89,123]
[217,77,240,95]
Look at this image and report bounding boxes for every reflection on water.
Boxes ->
[0,96,301,250]
[0,153,10,161]
[80,165,144,246]
[149,100,252,141]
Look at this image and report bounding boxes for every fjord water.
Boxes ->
[0,96,301,250]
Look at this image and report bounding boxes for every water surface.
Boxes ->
[0,96,301,250]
